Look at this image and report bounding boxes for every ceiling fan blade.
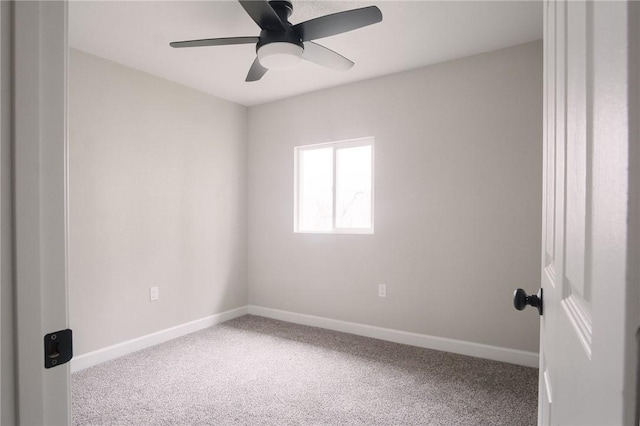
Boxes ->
[292,6,382,42]
[170,36,259,48]
[246,57,268,82]
[302,42,354,71]
[238,0,286,31]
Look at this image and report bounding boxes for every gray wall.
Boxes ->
[69,41,543,357]
[69,49,248,355]
[247,41,543,353]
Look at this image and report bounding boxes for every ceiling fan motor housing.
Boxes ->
[256,0,302,51]
[256,29,303,51]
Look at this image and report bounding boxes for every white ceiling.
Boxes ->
[69,1,542,107]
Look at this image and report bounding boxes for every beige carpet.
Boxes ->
[72,315,538,425]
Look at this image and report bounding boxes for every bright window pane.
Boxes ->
[336,145,372,229]
[299,147,333,231]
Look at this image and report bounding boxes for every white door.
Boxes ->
[539,0,638,424]
[14,1,71,425]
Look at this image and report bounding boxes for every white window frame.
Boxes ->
[294,137,374,234]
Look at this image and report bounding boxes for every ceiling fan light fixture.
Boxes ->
[257,42,304,70]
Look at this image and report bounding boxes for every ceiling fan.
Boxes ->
[170,0,383,82]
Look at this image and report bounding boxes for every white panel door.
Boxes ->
[539,1,636,424]
[14,2,70,425]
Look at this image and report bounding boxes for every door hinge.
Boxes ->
[44,329,73,369]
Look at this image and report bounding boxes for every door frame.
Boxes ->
[13,1,70,424]
[0,1,4,422]
[627,3,640,424]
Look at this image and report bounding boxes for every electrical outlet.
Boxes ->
[149,286,159,301]
[378,284,387,298]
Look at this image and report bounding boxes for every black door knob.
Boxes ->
[513,288,543,316]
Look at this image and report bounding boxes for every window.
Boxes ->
[294,137,374,234]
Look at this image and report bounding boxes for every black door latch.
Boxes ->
[44,329,73,369]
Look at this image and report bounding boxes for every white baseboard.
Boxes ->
[71,306,249,372]
[71,304,539,372]
[247,305,539,368]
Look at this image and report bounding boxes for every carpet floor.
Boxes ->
[72,315,538,425]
